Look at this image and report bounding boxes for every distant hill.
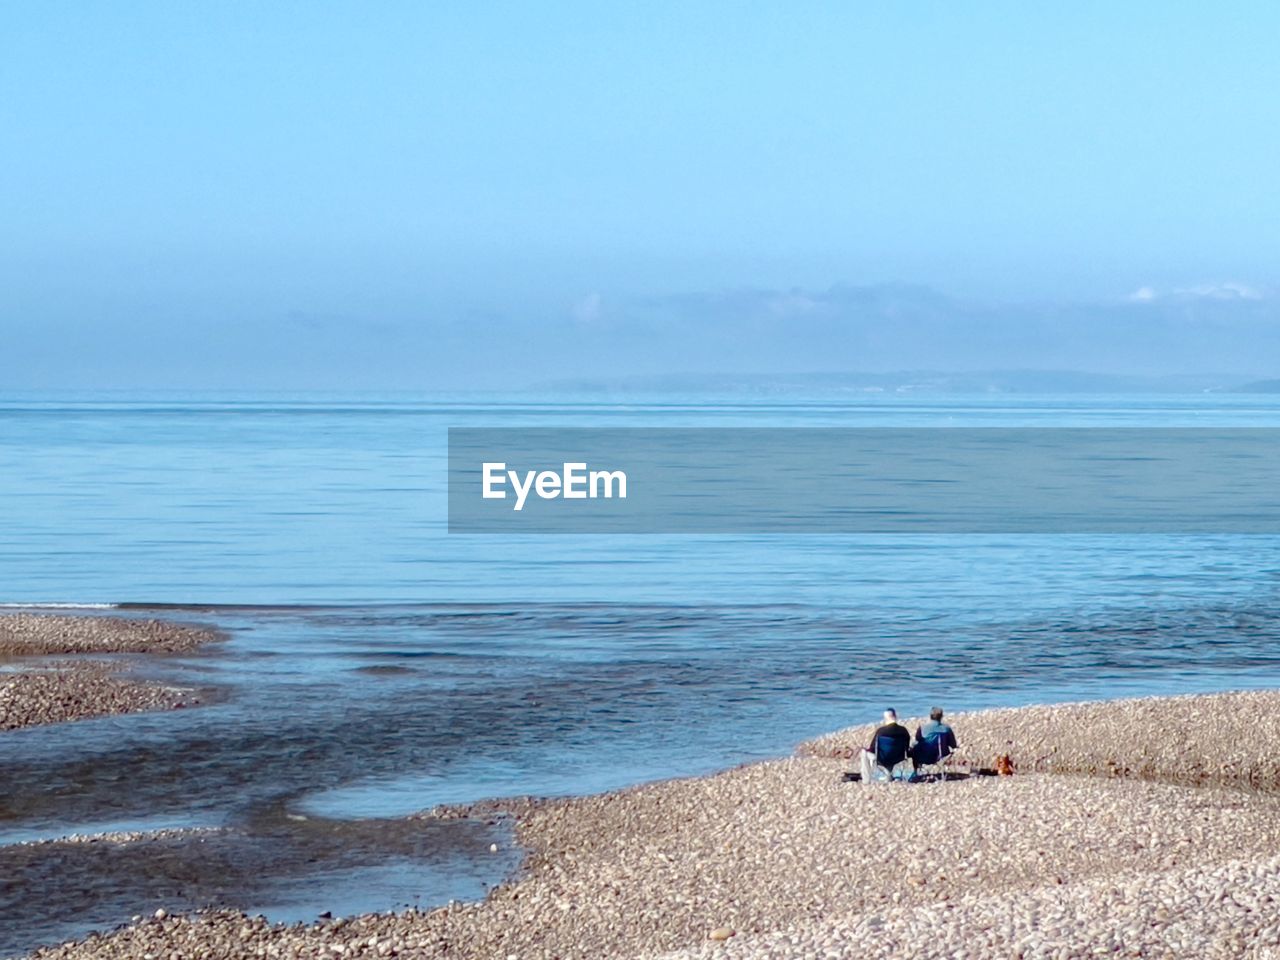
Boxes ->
[1228,379,1280,393]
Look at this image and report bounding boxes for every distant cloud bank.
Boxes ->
[1127,282,1265,303]
[531,282,1280,388]
[4,282,1278,391]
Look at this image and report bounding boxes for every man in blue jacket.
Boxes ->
[912,706,958,766]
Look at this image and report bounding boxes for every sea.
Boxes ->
[3,391,1280,954]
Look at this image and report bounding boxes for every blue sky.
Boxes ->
[2,2,1278,388]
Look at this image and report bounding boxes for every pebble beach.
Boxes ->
[0,614,221,730]
[16,682,1280,959]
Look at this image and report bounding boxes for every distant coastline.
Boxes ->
[535,369,1280,395]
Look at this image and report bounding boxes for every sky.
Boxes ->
[2,2,1279,389]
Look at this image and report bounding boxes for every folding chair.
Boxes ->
[869,734,912,782]
[913,731,955,781]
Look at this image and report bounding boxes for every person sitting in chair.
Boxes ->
[860,708,913,782]
[912,706,958,768]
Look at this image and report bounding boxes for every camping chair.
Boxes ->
[913,731,955,781]
[870,734,912,782]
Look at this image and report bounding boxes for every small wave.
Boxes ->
[0,602,118,609]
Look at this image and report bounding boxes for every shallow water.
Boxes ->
[4,393,1280,955]
[0,809,517,953]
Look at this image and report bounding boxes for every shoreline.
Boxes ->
[22,688,1280,959]
[0,614,223,731]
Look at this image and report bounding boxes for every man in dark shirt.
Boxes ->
[860,708,912,781]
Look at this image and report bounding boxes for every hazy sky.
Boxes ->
[3,2,1278,388]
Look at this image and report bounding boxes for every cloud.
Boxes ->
[564,281,1280,381]
[643,283,955,325]
[1126,282,1264,304]
[12,281,1277,390]
[1179,282,1263,301]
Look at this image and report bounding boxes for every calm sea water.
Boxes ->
[4,392,1280,953]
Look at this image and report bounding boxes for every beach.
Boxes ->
[0,614,221,730]
[16,676,1280,959]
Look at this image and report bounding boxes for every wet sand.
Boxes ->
[0,614,221,730]
[21,689,1280,959]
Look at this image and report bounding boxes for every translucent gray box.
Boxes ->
[448,428,1280,533]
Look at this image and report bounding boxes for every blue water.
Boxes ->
[4,391,1280,953]
[6,391,1280,605]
